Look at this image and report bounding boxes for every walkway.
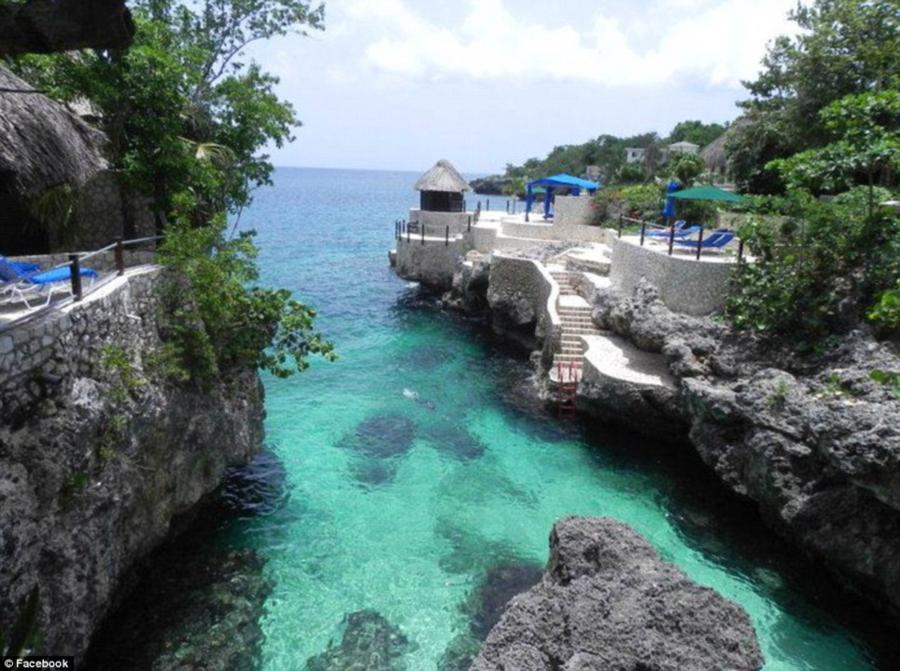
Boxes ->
[547,265,604,381]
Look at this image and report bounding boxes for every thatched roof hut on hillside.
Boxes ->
[0,65,109,252]
[414,159,470,212]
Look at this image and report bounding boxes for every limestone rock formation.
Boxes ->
[585,280,900,613]
[470,516,763,671]
[0,270,265,660]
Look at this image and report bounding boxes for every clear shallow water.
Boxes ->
[223,167,886,670]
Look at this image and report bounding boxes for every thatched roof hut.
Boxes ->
[0,66,108,198]
[0,65,109,252]
[700,132,729,176]
[414,159,470,212]
[415,159,470,193]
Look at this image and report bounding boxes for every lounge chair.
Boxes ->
[646,220,688,237]
[10,260,39,273]
[673,230,735,252]
[0,255,98,308]
[647,223,701,238]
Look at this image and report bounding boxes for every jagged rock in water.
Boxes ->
[437,557,543,671]
[84,547,271,671]
[305,610,416,671]
[470,517,763,671]
[583,279,900,613]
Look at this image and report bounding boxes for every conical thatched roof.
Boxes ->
[0,65,108,198]
[700,131,729,171]
[414,159,470,193]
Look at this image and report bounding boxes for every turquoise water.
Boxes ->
[227,167,885,669]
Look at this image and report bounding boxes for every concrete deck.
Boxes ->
[582,333,675,389]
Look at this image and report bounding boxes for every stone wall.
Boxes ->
[408,208,473,235]
[486,253,561,361]
[553,194,595,227]
[0,266,265,660]
[394,234,468,288]
[609,237,735,315]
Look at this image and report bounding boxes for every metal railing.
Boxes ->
[617,215,745,262]
[393,220,455,246]
[1,235,163,332]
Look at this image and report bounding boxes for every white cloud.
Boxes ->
[342,0,796,88]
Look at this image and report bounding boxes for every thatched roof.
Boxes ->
[414,159,470,193]
[0,65,108,198]
[0,0,134,56]
[700,132,729,171]
[700,118,751,171]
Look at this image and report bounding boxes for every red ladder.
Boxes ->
[557,361,580,419]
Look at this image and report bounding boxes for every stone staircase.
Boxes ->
[549,268,603,381]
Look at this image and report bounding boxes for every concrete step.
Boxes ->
[558,308,592,314]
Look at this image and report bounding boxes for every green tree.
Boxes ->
[769,91,900,213]
[669,153,706,187]
[726,187,900,344]
[10,0,324,226]
[728,0,900,193]
[667,120,727,147]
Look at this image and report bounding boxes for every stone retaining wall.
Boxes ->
[0,266,162,415]
[408,209,473,235]
[394,235,468,288]
[486,254,561,363]
[609,237,735,315]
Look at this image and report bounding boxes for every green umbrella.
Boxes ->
[668,185,745,203]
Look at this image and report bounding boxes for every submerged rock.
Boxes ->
[305,609,416,671]
[340,414,416,459]
[339,414,417,487]
[426,423,486,460]
[470,517,764,671]
[84,547,271,671]
[470,562,544,639]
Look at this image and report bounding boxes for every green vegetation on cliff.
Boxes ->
[8,0,333,380]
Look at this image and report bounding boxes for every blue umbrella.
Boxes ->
[662,179,678,218]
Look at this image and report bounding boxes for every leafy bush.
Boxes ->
[726,186,900,345]
[594,184,663,222]
[157,209,335,384]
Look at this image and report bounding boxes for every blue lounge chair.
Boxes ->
[673,230,735,252]
[646,220,688,237]
[647,223,701,238]
[0,255,98,308]
[10,260,39,273]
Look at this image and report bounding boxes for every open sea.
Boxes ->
[91,167,897,670]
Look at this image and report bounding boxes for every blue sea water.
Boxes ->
[224,167,887,670]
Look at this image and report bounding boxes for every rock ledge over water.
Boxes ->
[470,516,763,671]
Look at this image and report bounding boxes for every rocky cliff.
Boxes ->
[584,280,900,614]
[0,267,265,660]
[470,516,763,671]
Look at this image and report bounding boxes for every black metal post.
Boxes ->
[477,200,481,211]
[486,199,490,211]
[69,254,83,301]
[640,222,646,246]
[695,226,704,260]
[668,226,676,256]
[407,224,410,243]
[737,238,744,263]
[421,224,425,245]
[445,225,449,246]
[618,215,623,238]
[468,215,472,232]
[114,238,125,275]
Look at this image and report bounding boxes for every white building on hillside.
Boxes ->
[625,148,646,163]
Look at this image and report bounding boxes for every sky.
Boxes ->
[247,0,800,174]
